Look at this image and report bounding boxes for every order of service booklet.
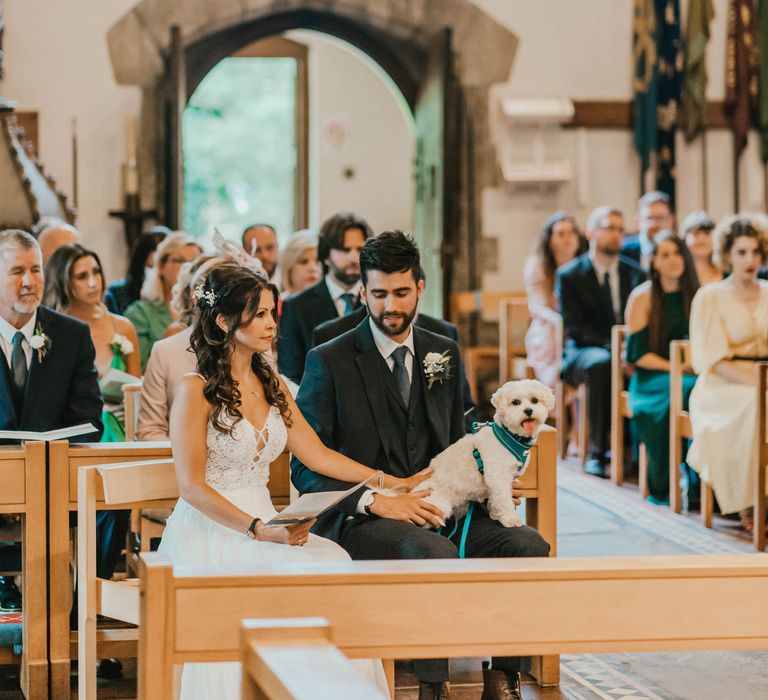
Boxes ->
[0,422,99,441]
[262,474,377,527]
[99,367,142,404]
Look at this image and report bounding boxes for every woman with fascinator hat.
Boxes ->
[158,265,426,697]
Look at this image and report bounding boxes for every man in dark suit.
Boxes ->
[312,301,477,423]
[621,191,674,270]
[556,207,645,478]
[277,212,372,383]
[0,229,106,613]
[293,231,549,700]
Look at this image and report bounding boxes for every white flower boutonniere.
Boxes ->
[29,324,51,363]
[109,333,135,358]
[423,350,452,389]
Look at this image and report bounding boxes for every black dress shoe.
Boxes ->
[584,458,608,478]
[96,658,123,680]
[481,667,522,700]
[418,680,451,700]
[0,579,21,612]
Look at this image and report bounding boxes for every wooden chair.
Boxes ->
[610,325,647,491]
[47,440,173,699]
[240,618,388,700]
[669,340,693,514]
[498,298,534,384]
[755,363,767,553]
[0,442,48,699]
[123,382,143,441]
[448,290,526,402]
[141,553,768,700]
[77,458,179,700]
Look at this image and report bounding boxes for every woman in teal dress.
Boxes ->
[125,233,202,370]
[624,232,699,505]
[43,244,142,442]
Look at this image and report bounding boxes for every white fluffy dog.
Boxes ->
[419,379,555,528]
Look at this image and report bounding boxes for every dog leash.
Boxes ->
[440,422,534,558]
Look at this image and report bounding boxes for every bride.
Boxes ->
[159,264,425,697]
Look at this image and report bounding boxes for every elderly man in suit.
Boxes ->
[0,229,103,612]
[292,231,549,700]
[621,191,674,270]
[277,211,372,383]
[556,207,645,477]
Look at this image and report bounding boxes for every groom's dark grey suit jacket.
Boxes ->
[291,319,466,542]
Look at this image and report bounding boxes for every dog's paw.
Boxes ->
[493,510,523,528]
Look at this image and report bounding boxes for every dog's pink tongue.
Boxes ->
[521,419,536,435]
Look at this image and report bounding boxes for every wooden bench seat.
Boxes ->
[140,552,768,699]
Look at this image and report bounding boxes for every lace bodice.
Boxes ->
[205,405,287,495]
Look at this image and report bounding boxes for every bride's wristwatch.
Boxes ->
[246,518,261,540]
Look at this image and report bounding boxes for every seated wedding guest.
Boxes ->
[294,231,549,700]
[105,227,170,314]
[0,230,102,613]
[125,233,202,370]
[556,206,645,477]
[43,244,141,442]
[137,257,231,441]
[622,191,674,270]
[279,230,321,298]
[624,232,699,505]
[158,264,422,697]
[687,216,768,533]
[681,211,722,285]
[35,219,81,265]
[242,223,280,288]
[278,211,372,384]
[163,254,219,338]
[523,211,586,388]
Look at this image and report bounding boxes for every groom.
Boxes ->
[292,231,550,700]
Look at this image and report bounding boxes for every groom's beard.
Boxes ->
[368,304,418,338]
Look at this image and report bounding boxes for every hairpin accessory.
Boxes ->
[192,283,217,307]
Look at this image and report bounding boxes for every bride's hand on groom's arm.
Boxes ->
[256,519,316,546]
[369,490,444,528]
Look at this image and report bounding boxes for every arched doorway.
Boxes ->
[108,0,518,314]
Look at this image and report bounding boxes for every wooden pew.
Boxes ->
[140,553,768,700]
[240,618,388,700]
[498,298,535,384]
[123,382,143,442]
[47,441,173,699]
[610,325,648,491]
[78,458,179,700]
[0,443,47,699]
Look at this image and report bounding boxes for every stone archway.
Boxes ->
[107,0,517,298]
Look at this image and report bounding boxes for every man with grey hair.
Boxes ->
[556,207,645,477]
[0,229,103,612]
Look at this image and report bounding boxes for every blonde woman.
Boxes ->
[125,233,202,369]
[279,230,321,298]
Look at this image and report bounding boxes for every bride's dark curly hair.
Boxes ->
[190,264,291,435]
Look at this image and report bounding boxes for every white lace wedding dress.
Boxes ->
[159,404,388,698]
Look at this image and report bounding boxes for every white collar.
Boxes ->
[369,317,415,359]
[325,275,361,302]
[639,231,655,257]
[0,309,38,346]
[588,252,619,278]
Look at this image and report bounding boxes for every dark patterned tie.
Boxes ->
[11,332,27,395]
[339,293,356,316]
[391,346,410,407]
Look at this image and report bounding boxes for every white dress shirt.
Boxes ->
[589,254,620,321]
[325,276,362,317]
[356,320,416,514]
[638,231,654,271]
[0,311,37,370]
